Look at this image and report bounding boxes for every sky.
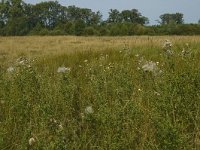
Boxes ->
[24,0,200,25]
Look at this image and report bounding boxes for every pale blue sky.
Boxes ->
[25,0,200,24]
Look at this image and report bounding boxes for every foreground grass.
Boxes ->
[1,36,200,149]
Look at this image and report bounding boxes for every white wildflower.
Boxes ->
[163,40,174,56]
[142,61,157,72]
[84,60,88,63]
[181,43,192,57]
[19,60,25,65]
[80,113,85,119]
[142,61,162,76]
[165,49,174,56]
[154,91,161,96]
[57,66,71,73]
[58,124,64,130]
[50,118,57,124]
[7,66,14,72]
[29,137,36,146]
[85,106,94,114]
[16,57,28,65]
[135,54,139,57]
[163,39,172,49]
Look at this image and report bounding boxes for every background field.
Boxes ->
[1,36,200,149]
[1,36,200,62]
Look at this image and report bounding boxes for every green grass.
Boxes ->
[1,39,200,150]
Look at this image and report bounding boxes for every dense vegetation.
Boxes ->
[0,0,200,36]
[0,36,200,149]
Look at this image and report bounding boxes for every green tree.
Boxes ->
[0,0,10,28]
[66,6,102,26]
[74,19,86,35]
[107,9,121,23]
[33,1,66,29]
[159,13,184,25]
[3,0,32,35]
[121,9,149,25]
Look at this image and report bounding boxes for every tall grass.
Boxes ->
[0,36,200,149]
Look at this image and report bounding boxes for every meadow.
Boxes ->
[1,36,200,149]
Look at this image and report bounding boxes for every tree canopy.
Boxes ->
[0,0,199,36]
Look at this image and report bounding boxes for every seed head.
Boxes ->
[29,137,36,146]
[85,106,94,114]
[57,66,71,73]
[7,67,14,72]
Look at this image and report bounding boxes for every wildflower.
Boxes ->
[138,88,142,92]
[163,39,172,50]
[141,61,162,76]
[80,113,85,119]
[142,61,157,72]
[163,40,174,56]
[7,66,14,72]
[29,137,36,146]
[135,54,139,57]
[85,106,94,114]
[57,66,71,73]
[181,43,192,57]
[58,124,64,131]
[16,57,28,65]
[19,60,25,64]
[154,91,161,96]
[84,60,88,63]
[181,49,191,56]
[50,118,57,124]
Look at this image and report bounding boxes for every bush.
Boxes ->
[83,27,99,36]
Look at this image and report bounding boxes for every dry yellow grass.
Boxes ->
[0,36,200,64]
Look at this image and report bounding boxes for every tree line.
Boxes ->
[0,0,200,36]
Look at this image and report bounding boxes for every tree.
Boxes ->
[159,13,184,25]
[90,11,102,25]
[108,9,148,25]
[0,1,10,28]
[2,0,32,35]
[33,1,66,29]
[74,19,85,35]
[107,9,121,23]
[66,6,102,26]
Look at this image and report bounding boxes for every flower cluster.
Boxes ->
[142,61,158,72]
[57,66,71,73]
[163,39,173,56]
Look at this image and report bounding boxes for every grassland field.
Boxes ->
[1,36,200,149]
